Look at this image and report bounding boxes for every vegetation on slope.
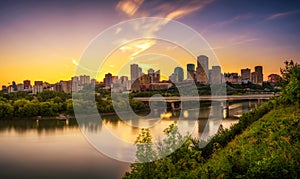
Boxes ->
[200,105,300,178]
[124,60,300,178]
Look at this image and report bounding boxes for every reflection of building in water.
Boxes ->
[197,106,211,134]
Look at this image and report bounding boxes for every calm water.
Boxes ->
[0,100,260,178]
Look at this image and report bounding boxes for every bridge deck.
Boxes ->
[134,94,277,102]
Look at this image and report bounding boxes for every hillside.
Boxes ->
[200,105,300,178]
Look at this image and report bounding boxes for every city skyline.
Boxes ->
[1,0,300,86]
[2,58,272,93]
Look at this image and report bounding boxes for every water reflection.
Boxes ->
[0,100,262,178]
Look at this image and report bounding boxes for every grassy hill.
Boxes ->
[200,105,300,178]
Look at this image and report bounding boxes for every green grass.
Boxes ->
[200,106,300,178]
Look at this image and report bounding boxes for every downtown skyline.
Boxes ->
[2,58,271,93]
[0,0,300,86]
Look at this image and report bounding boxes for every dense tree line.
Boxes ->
[0,90,146,118]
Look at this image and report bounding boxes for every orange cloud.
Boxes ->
[116,0,214,20]
[116,0,144,16]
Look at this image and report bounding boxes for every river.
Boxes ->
[0,100,261,178]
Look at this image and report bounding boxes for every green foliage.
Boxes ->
[124,123,204,179]
[279,61,300,105]
[124,59,300,178]
[37,91,71,102]
[278,60,298,86]
[0,91,74,118]
[0,101,13,117]
[200,106,300,178]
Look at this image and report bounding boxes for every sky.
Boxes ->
[0,0,300,86]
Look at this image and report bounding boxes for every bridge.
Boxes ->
[134,94,277,118]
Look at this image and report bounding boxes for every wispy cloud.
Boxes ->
[115,0,215,59]
[201,14,253,34]
[116,0,214,20]
[116,0,144,17]
[266,10,300,21]
[209,35,258,51]
[119,40,156,59]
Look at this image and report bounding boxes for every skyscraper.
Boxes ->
[241,68,251,81]
[23,80,31,89]
[148,68,155,83]
[196,55,209,84]
[255,66,263,84]
[79,75,90,85]
[251,72,258,84]
[130,64,140,92]
[174,67,184,82]
[71,76,79,92]
[105,73,112,88]
[211,66,222,84]
[130,64,139,82]
[187,64,195,80]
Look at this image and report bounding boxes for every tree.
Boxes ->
[279,60,300,105]
[277,60,298,87]
[0,101,13,118]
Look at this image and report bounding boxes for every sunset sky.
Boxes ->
[0,0,300,86]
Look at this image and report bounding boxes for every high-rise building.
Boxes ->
[71,76,79,92]
[255,66,263,84]
[79,75,90,85]
[251,72,258,84]
[154,70,160,83]
[34,81,43,86]
[196,55,209,84]
[104,73,112,88]
[32,85,43,94]
[241,68,251,81]
[60,80,72,93]
[23,80,31,89]
[120,76,128,84]
[130,64,139,82]
[211,66,222,84]
[174,67,184,82]
[187,64,195,80]
[91,78,96,86]
[148,68,155,83]
[17,83,24,91]
[138,67,143,77]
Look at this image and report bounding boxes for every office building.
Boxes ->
[255,66,263,84]
[104,73,113,89]
[187,64,195,81]
[23,80,31,89]
[130,64,139,82]
[241,68,251,81]
[211,66,222,84]
[196,55,209,84]
[34,81,43,86]
[174,67,184,82]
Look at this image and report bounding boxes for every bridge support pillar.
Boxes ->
[222,101,229,119]
[248,100,252,109]
[171,102,175,111]
[258,99,262,105]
